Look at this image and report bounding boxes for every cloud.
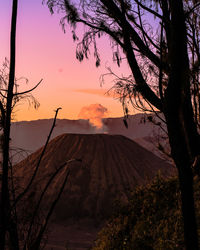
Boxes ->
[74,88,117,98]
[78,104,108,129]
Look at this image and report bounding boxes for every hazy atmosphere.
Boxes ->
[1,1,200,249]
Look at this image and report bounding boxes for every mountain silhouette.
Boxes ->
[14,133,175,223]
[10,114,166,163]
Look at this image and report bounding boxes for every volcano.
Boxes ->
[14,133,175,222]
[10,114,166,163]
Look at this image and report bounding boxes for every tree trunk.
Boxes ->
[164,107,199,249]
[165,1,199,247]
[178,165,198,249]
[0,0,19,249]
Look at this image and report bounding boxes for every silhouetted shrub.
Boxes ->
[93,175,200,249]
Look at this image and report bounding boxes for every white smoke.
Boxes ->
[78,104,108,130]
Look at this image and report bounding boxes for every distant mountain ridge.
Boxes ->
[10,114,165,163]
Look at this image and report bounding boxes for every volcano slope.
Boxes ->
[14,133,175,223]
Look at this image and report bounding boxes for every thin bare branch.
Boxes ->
[24,158,80,249]
[29,169,70,250]
[13,107,62,207]
[134,0,162,20]
[185,2,200,17]
[13,79,43,96]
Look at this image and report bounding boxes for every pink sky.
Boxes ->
[0,0,134,121]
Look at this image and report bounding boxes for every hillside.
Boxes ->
[14,133,175,249]
[14,133,174,220]
[93,176,200,249]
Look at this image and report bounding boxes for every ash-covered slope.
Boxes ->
[14,133,175,221]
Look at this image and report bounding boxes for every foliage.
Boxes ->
[0,58,40,129]
[44,0,200,119]
[0,2,71,249]
[44,1,200,247]
[93,176,200,250]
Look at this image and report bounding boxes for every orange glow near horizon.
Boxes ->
[12,89,125,121]
[0,0,135,122]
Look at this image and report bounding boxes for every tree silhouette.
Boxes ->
[0,1,74,249]
[45,0,200,248]
[0,1,20,248]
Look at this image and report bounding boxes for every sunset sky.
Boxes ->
[0,0,134,121]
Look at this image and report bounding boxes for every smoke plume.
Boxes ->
[78,104,108,129]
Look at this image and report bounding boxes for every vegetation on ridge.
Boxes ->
[93,176,200,250]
